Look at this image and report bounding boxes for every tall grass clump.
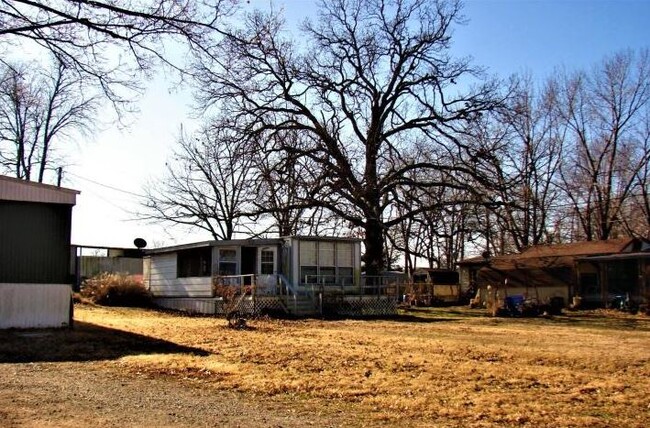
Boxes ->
[81,273,151,307]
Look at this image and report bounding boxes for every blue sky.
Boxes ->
[68,0,650,249]
[454,0,650,78]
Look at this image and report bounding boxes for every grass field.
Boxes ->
[2,304,649,427]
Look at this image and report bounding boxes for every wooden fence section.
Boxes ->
[80,256,142,278]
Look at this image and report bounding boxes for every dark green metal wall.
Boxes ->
[0,200,72,284]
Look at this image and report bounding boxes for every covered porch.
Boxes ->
[145,236,400,317]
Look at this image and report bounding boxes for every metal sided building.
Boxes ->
[0,175,79,328]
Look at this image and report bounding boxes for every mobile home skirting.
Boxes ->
[0,283,72,328]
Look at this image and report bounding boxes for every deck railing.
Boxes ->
[302,275,407,297]
[212,274,258,304]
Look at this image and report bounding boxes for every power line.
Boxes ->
[66,172,146,198]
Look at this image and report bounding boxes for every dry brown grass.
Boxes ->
[63,305,650,427]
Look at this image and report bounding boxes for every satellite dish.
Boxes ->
[134,238,147,249]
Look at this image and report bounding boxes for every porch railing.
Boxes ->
[303,275,407,297]
[213,274,257,296]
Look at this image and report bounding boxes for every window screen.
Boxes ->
[300,241,317,266]
[338,267,354,286]
[218,249,237,276]
[319,242,335,266]
[177,247,212,278]
[336,243,353,267]
[260,249,275,274]
[301,266,318,284]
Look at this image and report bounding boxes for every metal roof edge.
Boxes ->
[145,235,362,255]
[0,175,79,205]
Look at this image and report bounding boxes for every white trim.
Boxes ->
[257,246,278,275]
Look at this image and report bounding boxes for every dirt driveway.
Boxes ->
[0,314,361,428]
[0,361,356,428]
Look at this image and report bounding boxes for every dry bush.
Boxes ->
[80,273,151,307]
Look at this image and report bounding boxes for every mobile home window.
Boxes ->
[301,266,318,284]
[260,249,275,274]
[338,267,354,286]
[300,241,317,283]
[218,249,238,276]
[337,243,354,285]
[336,243,353,267]
[177,247,212,278]
[319,242,336,284]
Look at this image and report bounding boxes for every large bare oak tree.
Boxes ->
[192,0,501,274]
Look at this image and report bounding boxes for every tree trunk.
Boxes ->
[364,218,385,277]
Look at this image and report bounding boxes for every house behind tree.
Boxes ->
[458,238,650,309]
[143,236,398,316]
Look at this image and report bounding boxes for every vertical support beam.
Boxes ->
[600,262,608,308]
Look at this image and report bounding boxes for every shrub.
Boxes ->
[81,273,152,307]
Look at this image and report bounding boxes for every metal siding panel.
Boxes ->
[0,283,71,329]
[149,277,213,297]
[153,298,221,314]
[0,201,72,284]
[143,257,151,288]
[148,253,212,297]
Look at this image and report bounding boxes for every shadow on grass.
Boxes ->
[380,314,464,323]
[403,306,490,318]
[548,311,650,332]
[319,309,468,323]
[394,306,650,330]
[0,321,210,363]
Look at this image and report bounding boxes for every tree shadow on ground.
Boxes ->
[391,306,650,330]
[321,312,464,323]
[547,311,650,332]
[0,321,210,363]
[380,314,464,323]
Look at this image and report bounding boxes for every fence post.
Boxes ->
[319,292,323,316]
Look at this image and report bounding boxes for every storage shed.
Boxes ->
[0,175,78,328]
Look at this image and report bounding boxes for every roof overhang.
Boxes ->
[0,175,79,205]
[145,238,284,255]
[577,252,650,262]
[145,235,362,255]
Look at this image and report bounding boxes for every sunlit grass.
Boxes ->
[75,304,650,427]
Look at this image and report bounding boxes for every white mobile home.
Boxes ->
[144,236,396,316]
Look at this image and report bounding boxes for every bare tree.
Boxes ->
[555,50,650,240]
[0,58,98,182]
[386,175,475,273]
[488,74,564,251]
[0,0,234,114]
[620,109,650,238]
[250,130,330,237]
[192,0,501,274]
[142,119,257,240]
